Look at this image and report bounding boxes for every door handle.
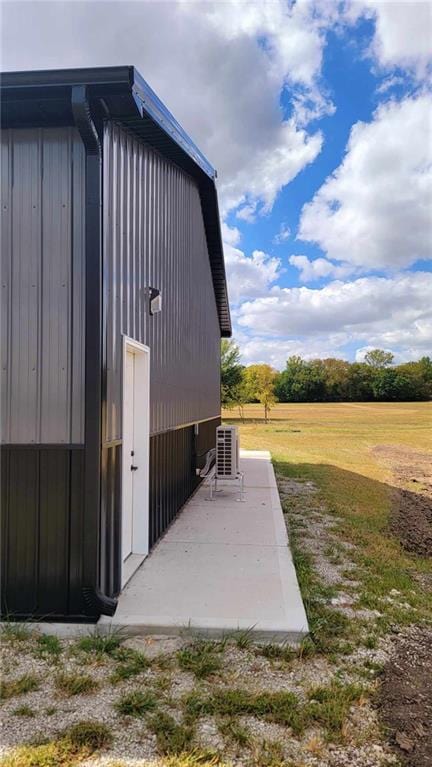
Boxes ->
[131,465,139,471]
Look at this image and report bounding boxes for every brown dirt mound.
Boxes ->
[377,628,432,767]
[373,445,432,558]
[391,488,432,557]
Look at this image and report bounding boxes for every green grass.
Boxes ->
[75,628,122,658]
[0,623,33,643]
[306,680,365,740]
[0,721,112,767]
[148,712,195,756]
[34,634,62,660]
[12,705,35,718]
[54,672,98,697]
[218,718,252,748]
[250,739,286,767]
[258,643,297,663]
[185,680,365,742]
[114,689,158,717]
[0,674,39,700]
[177,642,223,679]
[184,688,305,735]
[110,647,150,683]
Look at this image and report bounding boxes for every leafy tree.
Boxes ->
[275,357,325,402]
[364,349,394,369]
[346,363,374,401]
[220,339,243,408]
[371,368,408,401]
[319,358,351,401]
[244,364,277,422]
[394,359,432,400]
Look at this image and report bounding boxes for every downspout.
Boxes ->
[71,85,117,617]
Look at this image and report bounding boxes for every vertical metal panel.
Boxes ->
[148,416,219,548]
[38,451,70,614]
[103,122,221,442]
[0,446,86,619]
[100,444,122,598]
[0,127,85,444]
[1,449,39,614]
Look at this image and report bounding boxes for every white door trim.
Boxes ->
[121,336,150,588]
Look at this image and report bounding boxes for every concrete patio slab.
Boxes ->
[102,450,309,643]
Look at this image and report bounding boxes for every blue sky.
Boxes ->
[2,0,432,368]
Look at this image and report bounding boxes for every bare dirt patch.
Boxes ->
[373,445,432,557]
[377,627,432,767]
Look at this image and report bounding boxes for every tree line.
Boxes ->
[221,340,432,421]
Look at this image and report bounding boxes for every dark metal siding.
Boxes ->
[100,443,122,598]
[103,122,221,442]
[0,127,86,445]
[1,446,87,619]
[149,416,220,549]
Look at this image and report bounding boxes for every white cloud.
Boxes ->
[273,222,291,244]
[221,222,241,247]
[298,95,432,270]
[236,203,258,223]
[0,0,327,218]
[236,272,432,360]
[224,245,282,305]
[359,0,432,80]
[375,75,406,95]
[238,337,347,369]
[289,255,358,282]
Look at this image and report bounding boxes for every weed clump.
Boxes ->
[12,705,35,718]
[0,720,112,767]
[110,647,150,683]
[115,689,158,717]
[306,680,364,739]
[76,629,122,658]
[0,674,39,700]
[0,623,33,643]
[177,642,222,679]
[185,688,305,734]
[148,711,195,755]
[55,672,98,697]
[34,634,62,660]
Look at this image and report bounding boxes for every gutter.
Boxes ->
[71,85,117,618]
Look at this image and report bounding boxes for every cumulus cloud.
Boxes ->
[273,222,291,244]
[289,255,358,282]
[353,0,432,80]
[298,95,432,270]
[237,336,348,370]
[224,245,282,305]
[0,0,327,217]
[236,272,432,360]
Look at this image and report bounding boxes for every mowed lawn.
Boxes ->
[223,401,431,482]
[224,402,432,628]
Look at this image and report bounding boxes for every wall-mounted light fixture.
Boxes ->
[149,287,162,315]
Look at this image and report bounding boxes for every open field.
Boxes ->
[223,402,432,478]
[1,402,431,767]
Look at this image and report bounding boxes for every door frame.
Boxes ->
[121,335,150,588]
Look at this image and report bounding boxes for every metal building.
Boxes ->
[1,66,231,620]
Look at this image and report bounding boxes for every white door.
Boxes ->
[122,350,135,561]
[121,338,150,587]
